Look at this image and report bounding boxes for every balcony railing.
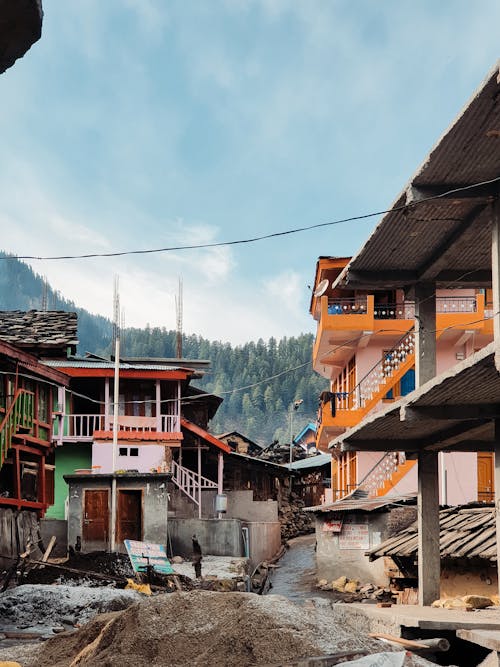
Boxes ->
[318,330,415,424]
[52,413,181,443]
[327,297,368,315]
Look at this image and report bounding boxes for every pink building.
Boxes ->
[310,256,494,505]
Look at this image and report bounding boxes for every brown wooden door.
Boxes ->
[478,453,494,502]
[83,490,109,549]
[117,490,142,544]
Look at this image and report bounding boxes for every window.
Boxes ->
[130,448,139,457]
[119,447,128,456]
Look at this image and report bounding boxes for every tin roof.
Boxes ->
[45,360,192,371]
[367,504,496,562]
[286,452,331,471]
[305,489,416,513]
[335,63,500,291]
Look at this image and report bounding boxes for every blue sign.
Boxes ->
[124,539,174,575]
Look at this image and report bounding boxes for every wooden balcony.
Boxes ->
[53,414,182,444]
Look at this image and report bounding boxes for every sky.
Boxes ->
[1,1,499,344]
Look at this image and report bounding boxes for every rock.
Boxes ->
[462,595,493,610]
[61,616,76,626]
[344,579,359,593]
[331,576,348,592]
[359,583,375,595]
[317,579,328,588]
[171,556,184,564]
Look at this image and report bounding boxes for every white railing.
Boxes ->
[359,452,402,496]
[171,460,218,506]
[52,413,181,442]
[354,330,415,409]
[161,414,181,432]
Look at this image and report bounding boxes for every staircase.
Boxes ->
[359,451,416,497]
[0,389,34,469]
[354,330,415,412]
[170,460,218,509]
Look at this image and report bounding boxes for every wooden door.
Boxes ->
[83,490,109,549]
[117,490,142,544]
[477,453,494,502]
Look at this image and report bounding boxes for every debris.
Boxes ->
[124,579,152,596]
[431,594,494,610]
[331,576,348,592]
[41,537,57,564]
[344,579,359,593]
[0,591,431,667]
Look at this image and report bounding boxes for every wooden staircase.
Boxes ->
[0,389,35,469]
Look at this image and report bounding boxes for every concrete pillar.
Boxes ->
[414,283,436,387]
[417,450,440,605]
[491,198,500,371]
[415,282,439,604]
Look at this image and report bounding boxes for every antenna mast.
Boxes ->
[41,276,48,311]
[175,277,183,358]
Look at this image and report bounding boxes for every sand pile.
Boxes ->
[17,591,394,667]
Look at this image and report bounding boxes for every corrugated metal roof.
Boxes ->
[228,451,292,472]
[367,505,496,562]
[335,63,500,290]
[44,360,192,371]
[305,490,416,513]
[286,453,331,471]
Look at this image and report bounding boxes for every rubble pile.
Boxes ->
[316,576,393,603]
[0,590,431,667]
[0,584,142,632]
[279,493,314,539]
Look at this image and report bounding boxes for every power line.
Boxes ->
[3,177,499,262]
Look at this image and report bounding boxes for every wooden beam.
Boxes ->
[403,404,500,420]
[341,439,424,452]
[417,204,487,283]
[407,183,498,203]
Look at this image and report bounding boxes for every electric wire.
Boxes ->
[2,177,499,262]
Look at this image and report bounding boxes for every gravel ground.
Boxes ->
[0,591,437,667]
[0,583,142,635]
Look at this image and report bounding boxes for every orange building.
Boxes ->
[310,256,494,503]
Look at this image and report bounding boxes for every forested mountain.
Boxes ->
[0,252,326,444]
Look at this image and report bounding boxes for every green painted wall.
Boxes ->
[45,444,92,520]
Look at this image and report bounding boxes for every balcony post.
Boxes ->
[104,378,110,430]
[155,380,161,431]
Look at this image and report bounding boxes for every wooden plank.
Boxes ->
[42,535,57,562]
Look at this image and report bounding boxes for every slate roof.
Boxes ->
[367,504,496,562]
[0,310,78,352]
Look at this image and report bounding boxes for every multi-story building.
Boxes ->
[309,256,494,504]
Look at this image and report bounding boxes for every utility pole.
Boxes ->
[110,276,120,553]
[289,399,303,465]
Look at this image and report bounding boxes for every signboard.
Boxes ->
[338,522,370,550]
[124,539,174,575]
[322,516,343,533]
